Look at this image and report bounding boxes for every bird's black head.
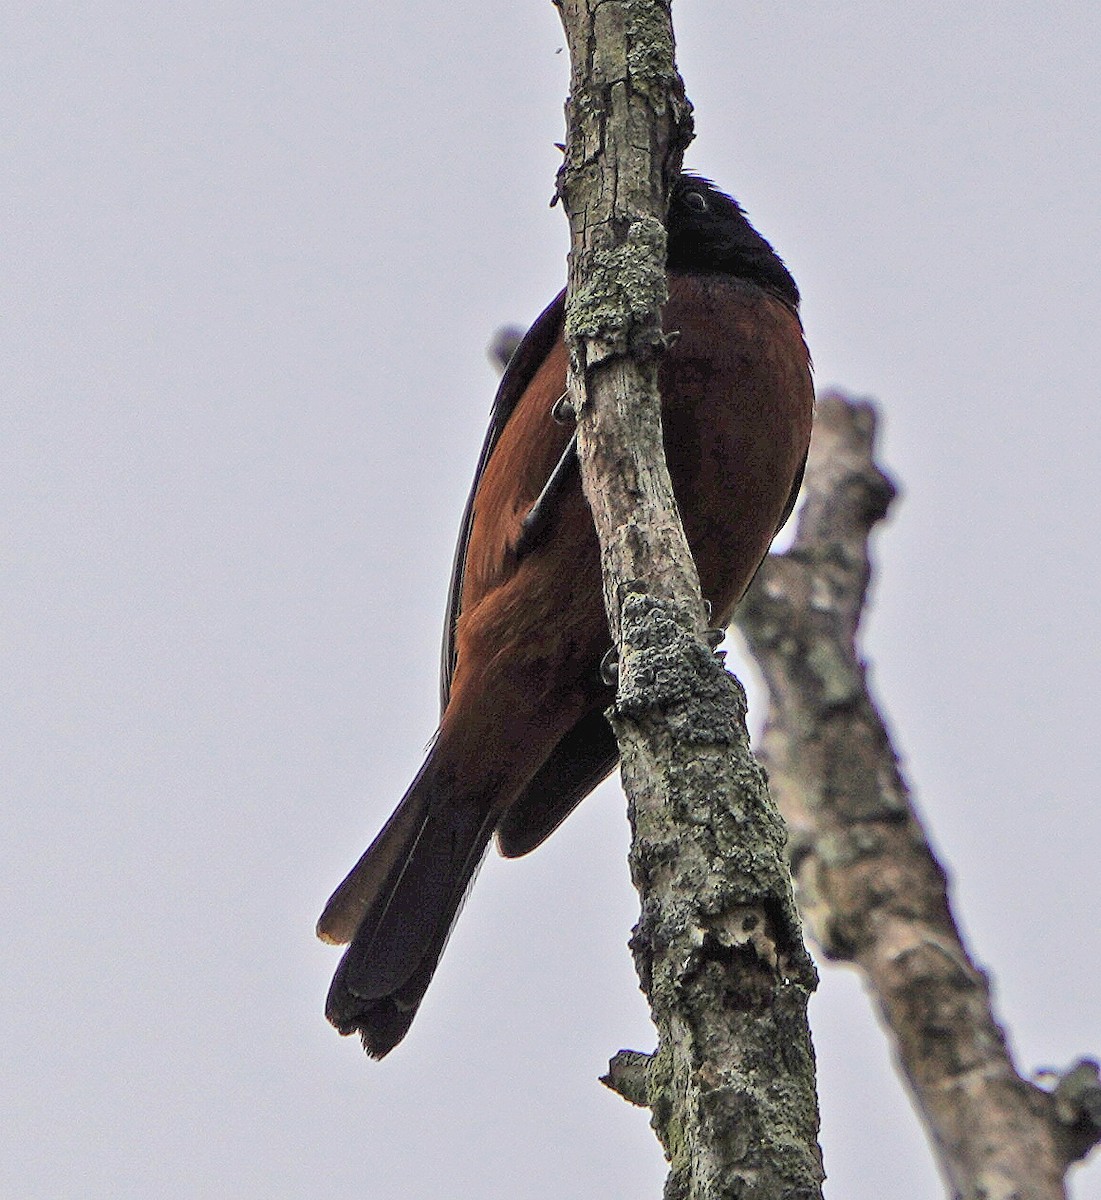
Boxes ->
[666,174,799,310]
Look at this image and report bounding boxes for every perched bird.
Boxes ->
[318,174,814,1057]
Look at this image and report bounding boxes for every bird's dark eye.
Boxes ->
[684,191,708,213]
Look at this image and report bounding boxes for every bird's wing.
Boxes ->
[439,290,566,711]
[775,451,807,536]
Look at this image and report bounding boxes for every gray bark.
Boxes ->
[736,392,1101,1199]
[553,3,825,1196]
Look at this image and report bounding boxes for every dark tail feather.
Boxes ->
[319,762,498,1058]
[326,855,487,1058]
[495,709,619,858]
[317,757,439,948]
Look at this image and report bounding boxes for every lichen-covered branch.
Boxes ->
[554,0,700,638]
[553,2,824,1196]
[736,391,1101,1199]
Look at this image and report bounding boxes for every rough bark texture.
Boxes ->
[554,3,824,1196]
[736,391,1101,1200]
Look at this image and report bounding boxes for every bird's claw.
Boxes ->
[551,392,576,424]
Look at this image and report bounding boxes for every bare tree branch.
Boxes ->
[553,2,824,1196]
[736,391,1101,1199]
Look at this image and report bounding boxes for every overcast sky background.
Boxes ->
[5,3,1100,1197]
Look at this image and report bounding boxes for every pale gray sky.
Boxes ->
[4,4,1100,1197]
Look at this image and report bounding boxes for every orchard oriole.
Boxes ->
[318,174,813,1057]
